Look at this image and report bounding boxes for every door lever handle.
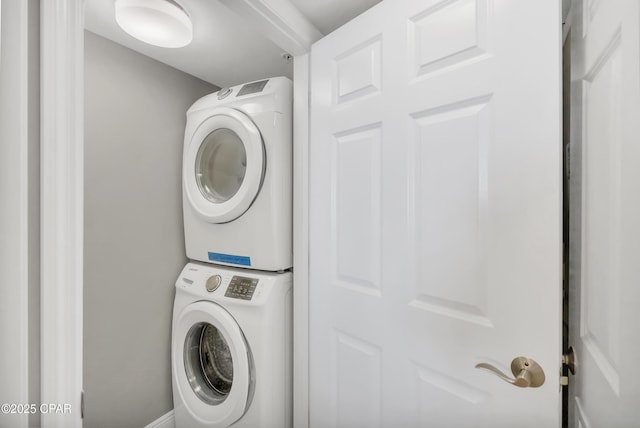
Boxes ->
[475,357,545,388]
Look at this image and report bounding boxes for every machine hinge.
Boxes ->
[560,346,577,386]
[565,143,571,180]
[563,346,577,374]
[81,390,85,419]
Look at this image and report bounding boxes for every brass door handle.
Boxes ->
[475,357,545,388]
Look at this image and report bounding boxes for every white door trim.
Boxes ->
[40,0,84,426]
[0,1,31,427]
[218,0,322,56]
[292,52,310,428]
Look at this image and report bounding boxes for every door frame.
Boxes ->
[40,1,316,427]
[0,1,31,427]
[40,0,84,427]
[292,51,311,428]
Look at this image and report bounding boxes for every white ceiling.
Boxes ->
[85,0,381,88]
[290,0,382,35]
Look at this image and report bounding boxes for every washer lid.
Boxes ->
[173,301,255,426]
[184,107,265,223]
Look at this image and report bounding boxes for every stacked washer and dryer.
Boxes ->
[172,77,293,428]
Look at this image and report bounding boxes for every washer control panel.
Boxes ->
[224,275,259,300]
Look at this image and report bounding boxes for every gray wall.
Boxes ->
[84,31,217,428]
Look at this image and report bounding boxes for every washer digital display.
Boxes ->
[225,275,259,300]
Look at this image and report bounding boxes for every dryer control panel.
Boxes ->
[224,275,259,300]
[237,79,269,97]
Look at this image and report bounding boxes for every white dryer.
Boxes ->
[172,262,292,428]
[183,77,292,271]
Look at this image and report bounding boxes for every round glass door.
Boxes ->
[184,107,265,223]
[174,300,254,425]
[195,129,247,204]
[184,322,234,405]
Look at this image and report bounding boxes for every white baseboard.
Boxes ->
[145,410,175,428]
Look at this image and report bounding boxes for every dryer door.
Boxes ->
[184,107,265,223]
[173,301,255,426]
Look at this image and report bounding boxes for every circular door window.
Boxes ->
[184,322,234,405]
[184,107,265,224]
[195,129,247,204]
[173,301,254,426]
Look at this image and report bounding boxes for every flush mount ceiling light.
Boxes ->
[115,0,193,48]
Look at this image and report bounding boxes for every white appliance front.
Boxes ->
[172,262,293,428]
[173,301,254,427]
[183,77,292,271]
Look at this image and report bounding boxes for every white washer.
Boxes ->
[172,262,292,428]
[183,77,292,271]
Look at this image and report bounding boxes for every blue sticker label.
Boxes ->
[208,252,251,266]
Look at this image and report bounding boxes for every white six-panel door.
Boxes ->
[569,0,640,426]
[309,0,562,426]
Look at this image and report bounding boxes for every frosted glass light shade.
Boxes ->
[115,0,193,48]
